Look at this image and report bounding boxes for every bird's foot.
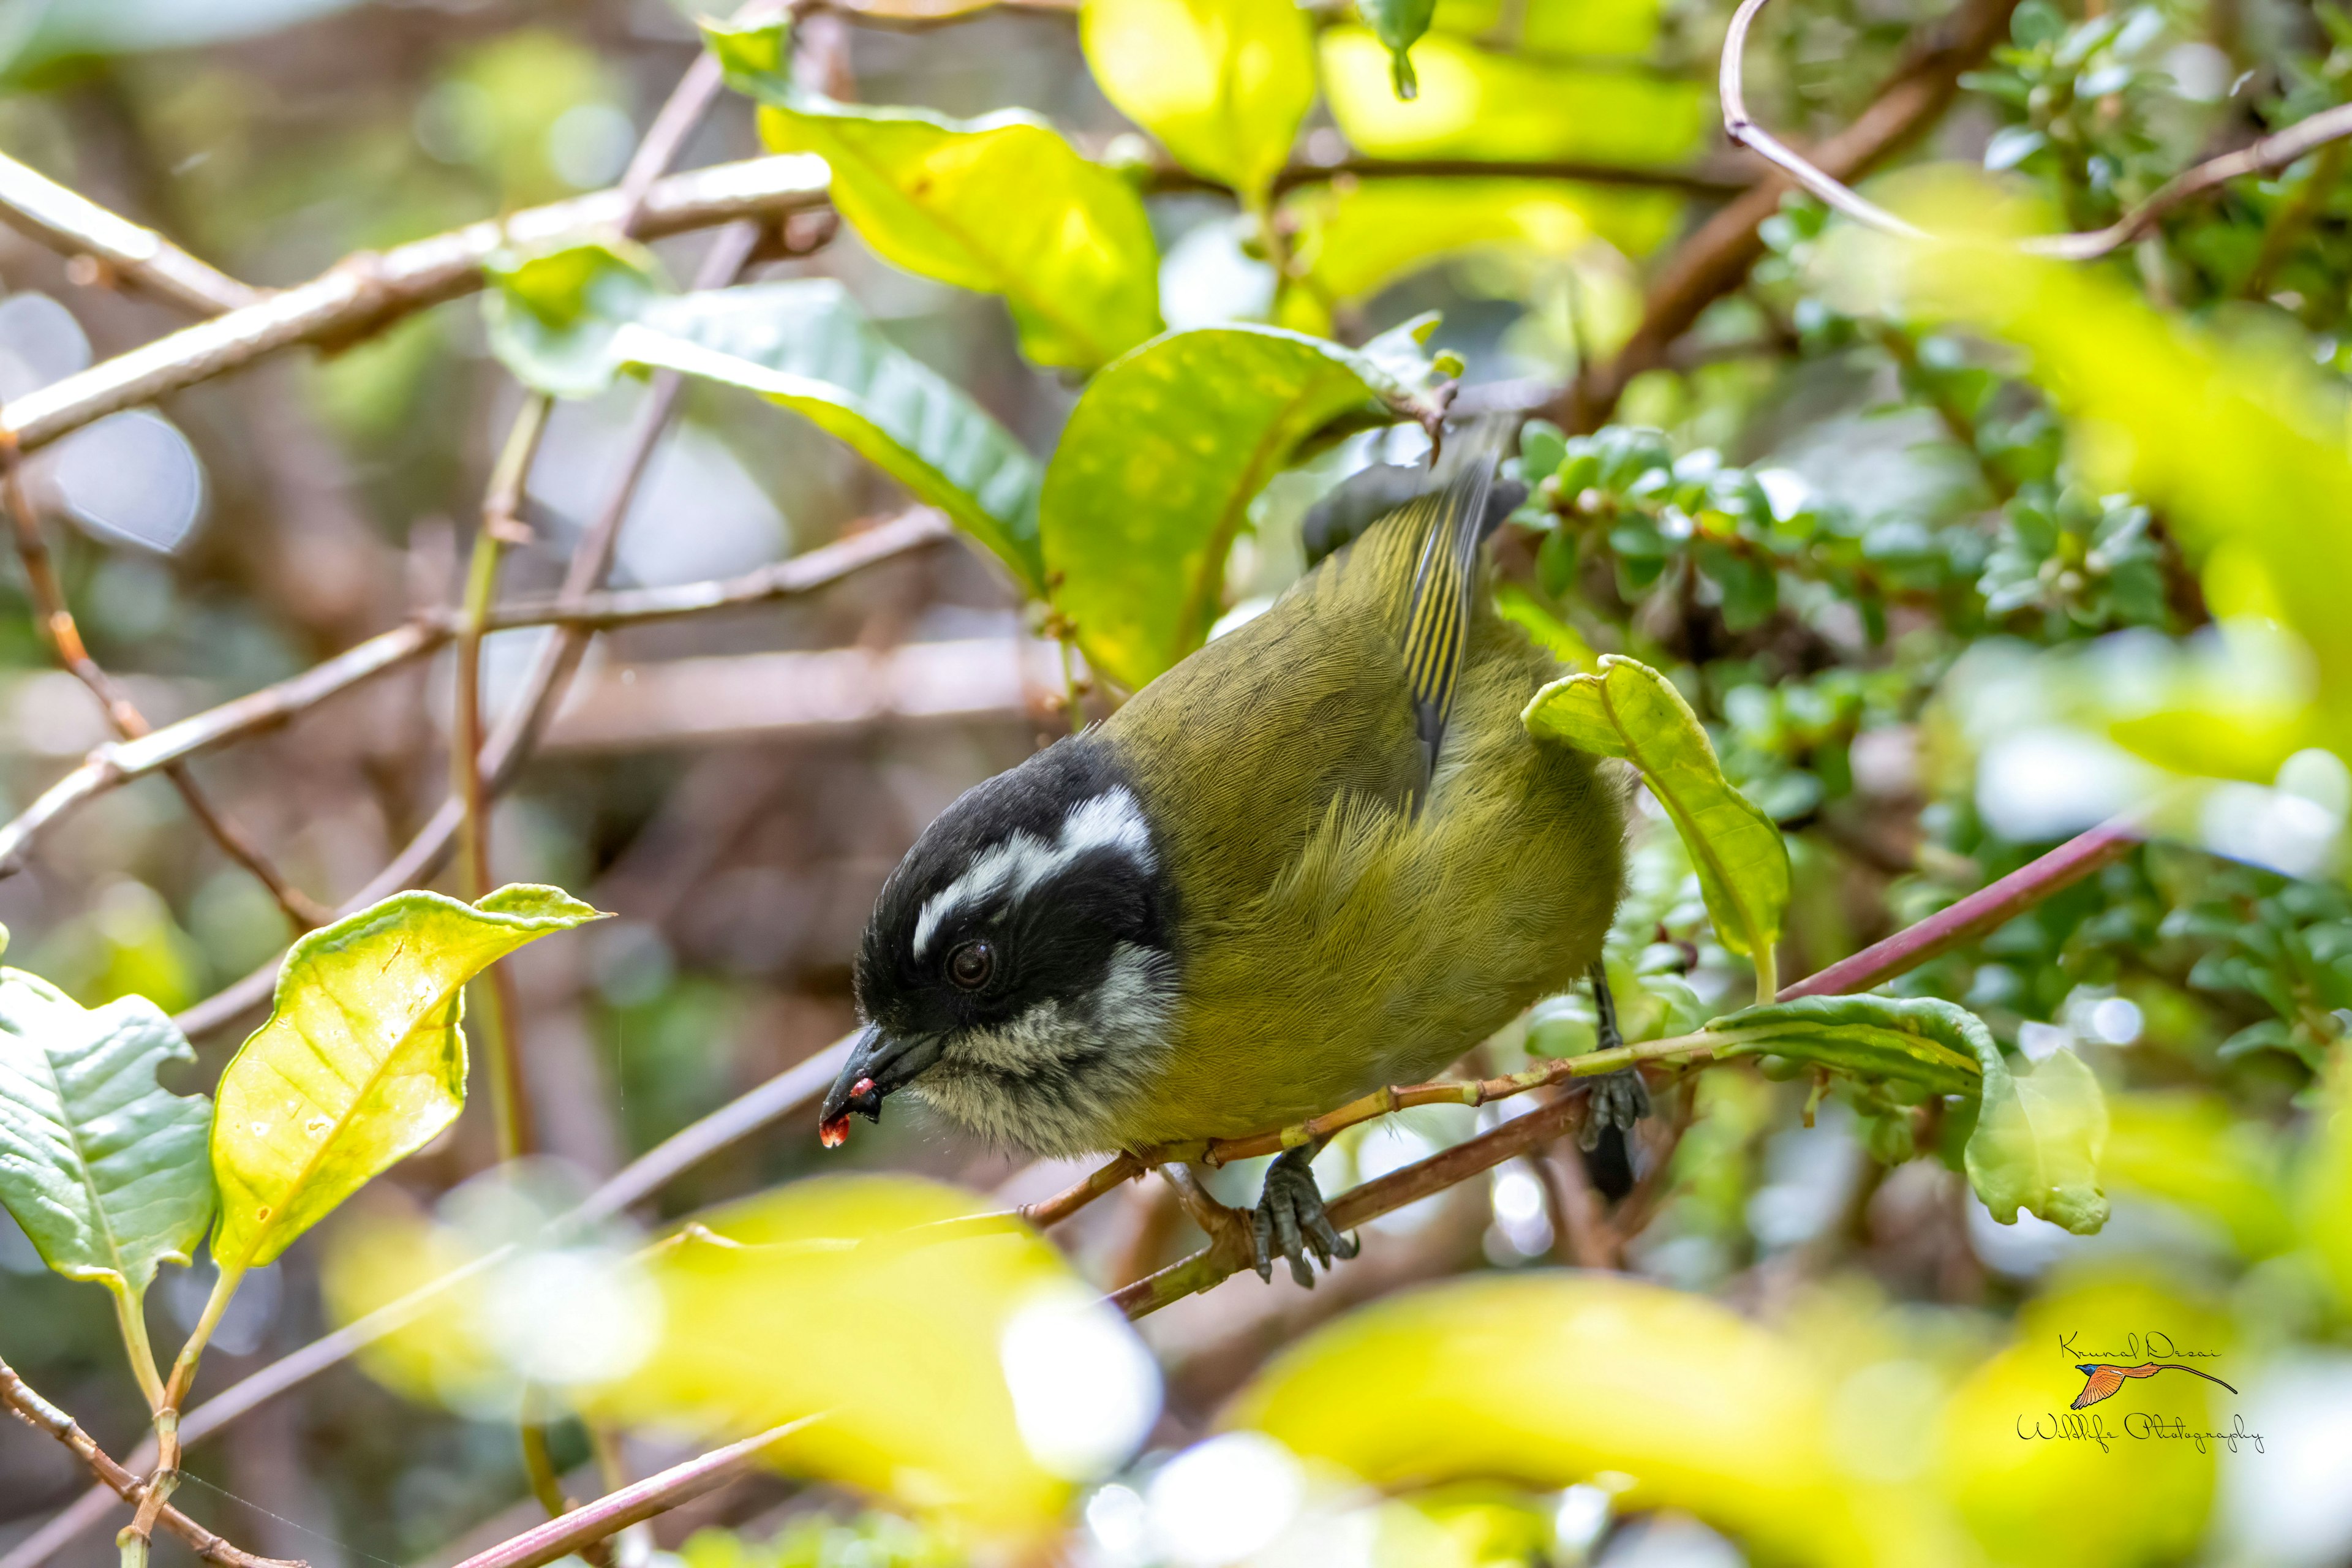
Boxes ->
[1579,1067,1652,1151]
[1250,1145,1359,1288]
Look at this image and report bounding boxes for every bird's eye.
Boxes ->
[946,940,995,990]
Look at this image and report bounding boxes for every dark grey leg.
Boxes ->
[1250,1144,1360,1287]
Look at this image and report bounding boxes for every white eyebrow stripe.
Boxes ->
[911,787,1153,957]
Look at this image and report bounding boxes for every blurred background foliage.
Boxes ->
[1,0,2351,1564]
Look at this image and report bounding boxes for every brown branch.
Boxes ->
[0,1354,301,1568]
[0,151,262,315]
[0,154,828,458]
[0,446,330,927]
[1565,0,2021,428]
[447,1421,813,1568]
[0,510,948,888]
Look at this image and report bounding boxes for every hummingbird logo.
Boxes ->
[2070,1362,2238,1409]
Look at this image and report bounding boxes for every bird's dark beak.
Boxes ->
[817,1025,942,1148]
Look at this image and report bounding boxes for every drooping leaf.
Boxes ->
[1524,655,1790,969]
[1276,177,1682,331]
[1357,0,1436,99]
[1966,1032,2110,1236]
[614,281,1046,592]
[210,886,605,1273]
[1041,318,1440,690]
[0,971,213,1297]
[710,20,1161,371]
[594,1175,1160,1540]
[1226,1273,1955,1567]
[1700,993,1986,1096]
[1319,26,1708,166]
[1080,0,1315,206]
[483,238,665,399]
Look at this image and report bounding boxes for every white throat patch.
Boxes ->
[911,786,1155,958]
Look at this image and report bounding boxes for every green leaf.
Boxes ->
[1358,0,1437,98]
[714,21,1161,371]
[0,972,213,1296]
[614,281,1047,593]
[1523,655,1789,975]
[1080,0,1315,206]
[1966,1037,2110,1236]
[1041,320,1439,691]
[483,238,665,398]
[1319,26,1708,165]
[209,885,605,1273]
[1700,993,1986,1096]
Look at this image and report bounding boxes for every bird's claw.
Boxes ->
[1249,1145,1358,1287]
[1580,1067,1652,1150]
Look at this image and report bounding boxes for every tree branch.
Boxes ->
[0,154,829,458]
[0,151,262,315]
[0,1353,301,1568]
[1714,0,2352,265]
[1565,0,2021,428]
[0,510,949,884]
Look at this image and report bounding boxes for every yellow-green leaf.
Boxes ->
[1430,0,1666,58]
[1278,176,1683,325]
[209,886,605,1272]
[2298,1056,2352,1311]
[483,238,665,398]
[1524,654,1789,970]
[1357,0,1436,99]
[1226,1273,1961,1567]
[1319,26,1707,166]
[713,20,1161,371]
[1080,0,1315,206]
[1042,318,1438,690]
[0,971,213,1295]
[1966,1039,2109,1237]
[597,1175,1159,1540]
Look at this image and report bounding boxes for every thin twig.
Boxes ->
[0,151,262,314]
[0,443,329,927]
[1719,0,2352,264]
[0,512,949,881]
[0,1354,301,1568]
[0,154,828,458]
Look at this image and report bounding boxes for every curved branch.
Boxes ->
[0,154,829,458]
[1719,0,2352,264]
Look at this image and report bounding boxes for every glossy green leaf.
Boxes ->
[0,970,213,1296]
[1319,26,1708,165]
[1080,0,1314,206]
[614,280,1046,592]
[1700,993,1986,1096]
[1041,319,1439,691]
[1359,0,1437,98]
[210,886,604,1273]
[483,238,665,398]
[713,20,1160,371]
[1227,1273,1956,1567]
[1524,655,1789,968]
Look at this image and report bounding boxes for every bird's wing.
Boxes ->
[2072,1366,2127,1408]
[1396,420,1509,795]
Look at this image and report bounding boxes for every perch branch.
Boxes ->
[1719,0,2352,264]
[0,153,829,458]
[0,153,262,314]
[0,1354,301,1568]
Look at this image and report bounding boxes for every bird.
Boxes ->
[818,421,1637,1285]
[2070,1362,2237,1409]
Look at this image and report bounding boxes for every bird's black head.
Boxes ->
[820,736,1181,1155]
